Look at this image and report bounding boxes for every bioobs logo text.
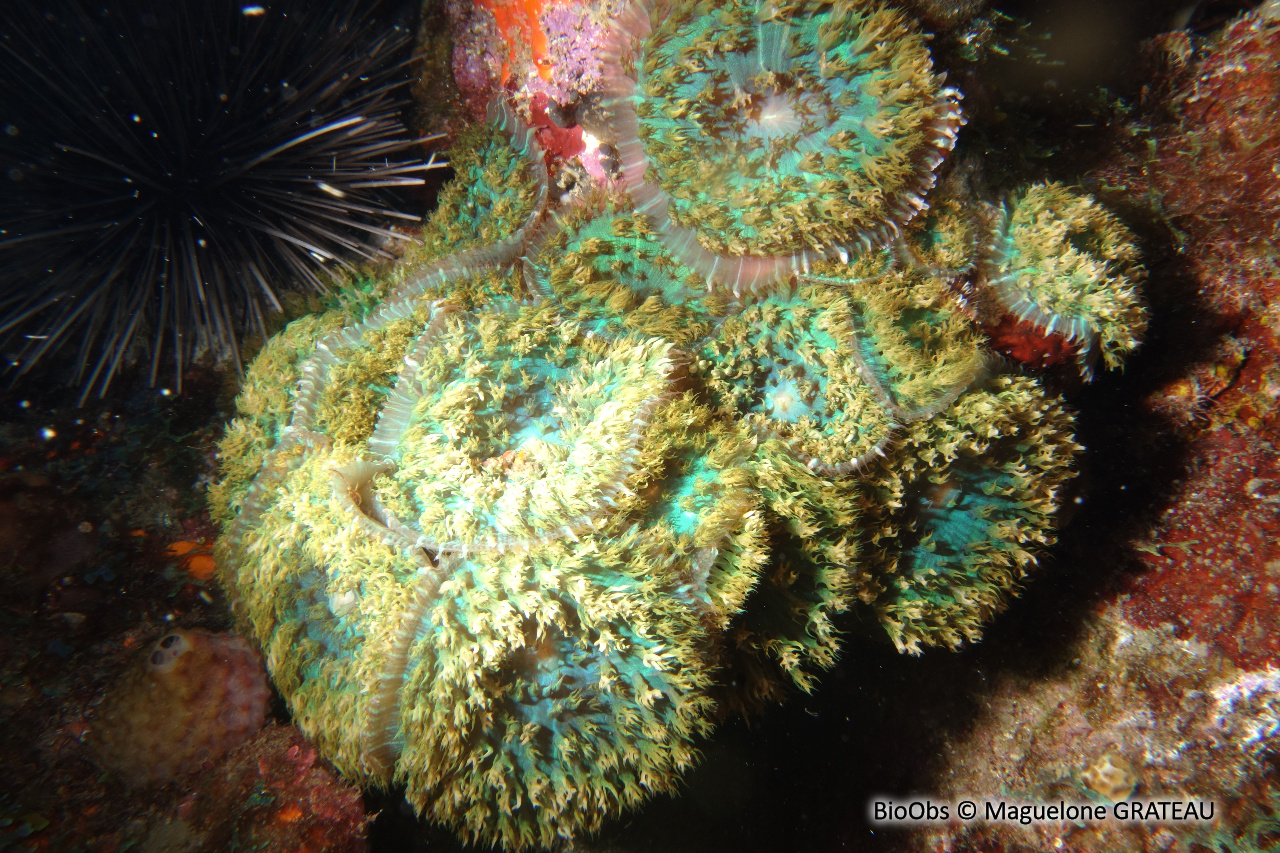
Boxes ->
[870,799,951,823]
[868,795,1217,826]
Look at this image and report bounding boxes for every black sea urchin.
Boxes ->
[0,0,443,402]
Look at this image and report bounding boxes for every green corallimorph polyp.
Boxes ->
[627,397,770,627]
[367,300,677,550]
[529,201,726,345]
[807,253,990,420]
[899,170,982,278]
[633,0,961,257]
[699,279,897,474]
[406,115,547,262]
[856,375,1080,654]
[391,519,718,850]
[735,439,864,692]
[987,182,1148,378]
[209,309,348,526]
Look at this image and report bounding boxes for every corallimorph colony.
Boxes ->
[211,0,1147,848]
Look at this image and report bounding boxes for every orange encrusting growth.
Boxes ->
[476,0,552,82]
[168,539,218,580]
